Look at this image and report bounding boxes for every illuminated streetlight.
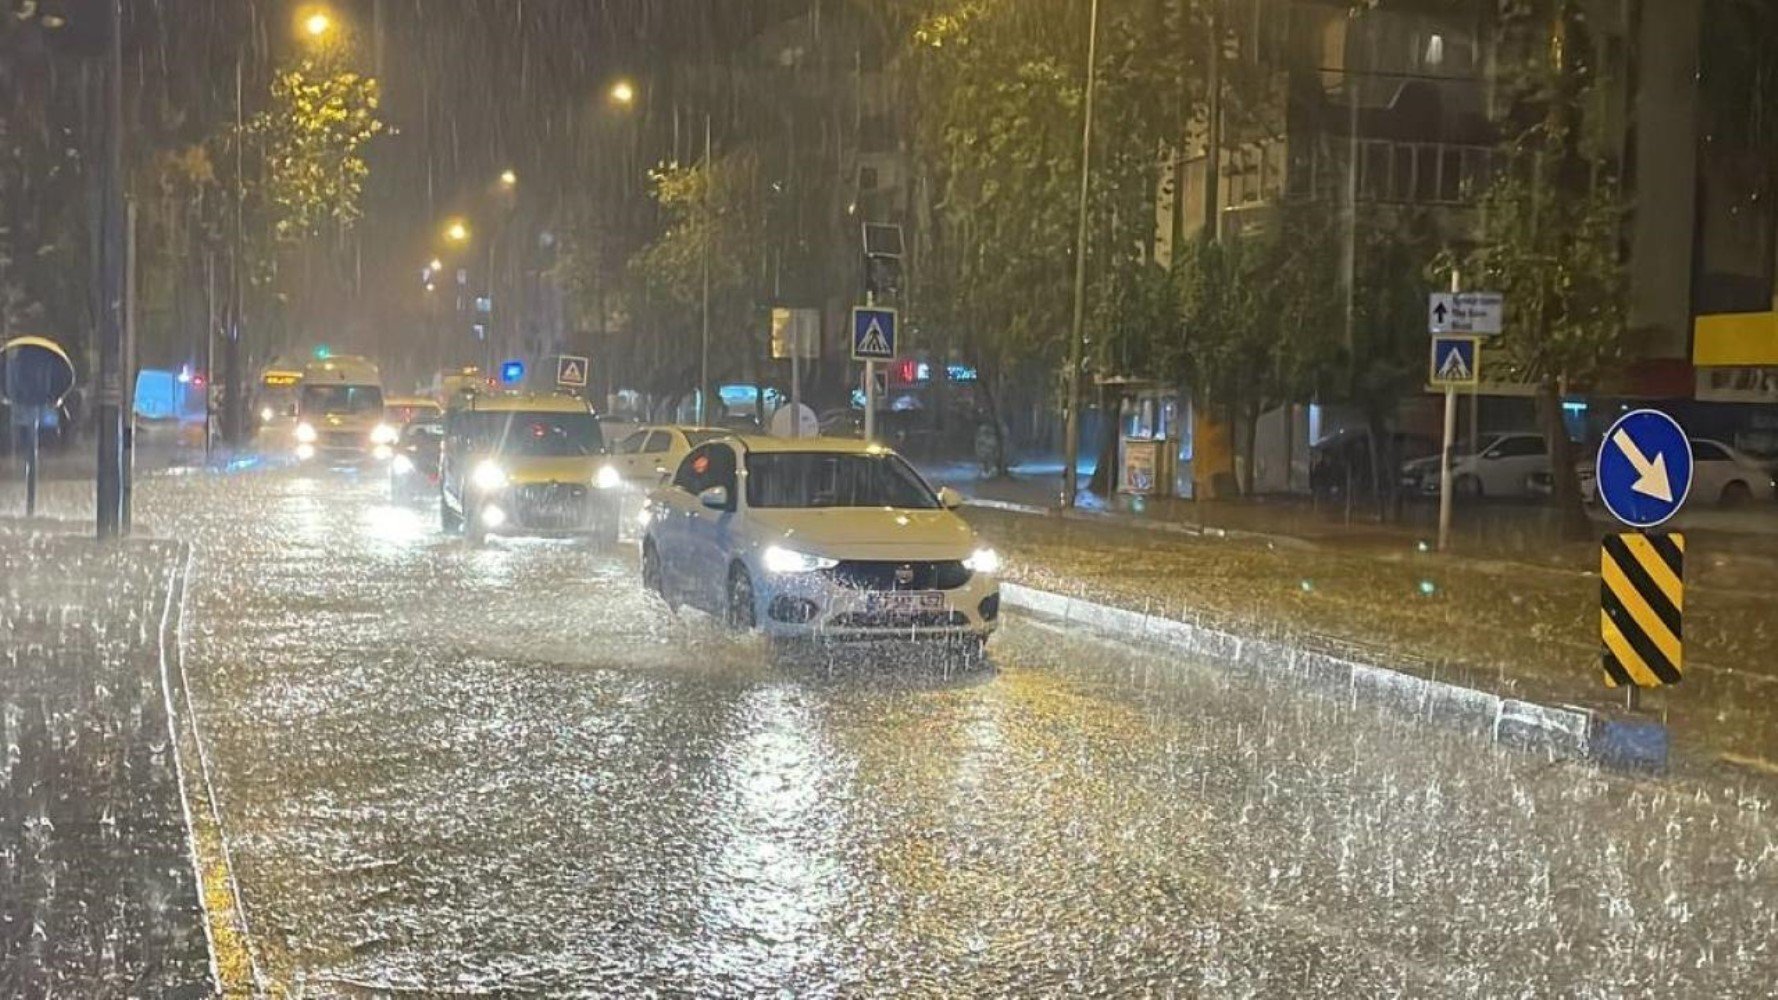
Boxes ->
[428,257,443,272]
[304,11,332,37]
[610,80,636,106]
[445,220,470,243]
[499,169,517,188]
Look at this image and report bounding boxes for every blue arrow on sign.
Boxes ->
[1596,409,1693,528]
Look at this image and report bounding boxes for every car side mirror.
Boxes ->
[699,485,730,510]
[937,486,964,509]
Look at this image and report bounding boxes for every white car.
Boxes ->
[606,425,729,486]
[1401,432,1548,499]
[639,436,1001,655]
[1579,437,1775,507]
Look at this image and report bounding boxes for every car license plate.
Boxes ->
[866,591,945,615]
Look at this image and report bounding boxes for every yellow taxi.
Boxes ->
[439,393,622,543]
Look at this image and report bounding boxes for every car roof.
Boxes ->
[722,434,899,455]
[462,393,593,414]
[385,396,440,409]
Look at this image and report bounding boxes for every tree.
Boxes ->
[623,149,767,410]
[908,0,1203,471]
[1458,0,1626,539]
[246,60,383,243]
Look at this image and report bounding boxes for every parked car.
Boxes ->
[1309,428,1438,501]
[1567,437,1777,508]
[1400,432,1548,499]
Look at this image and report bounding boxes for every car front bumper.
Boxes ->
[475,485,620,536]
[751,565,1000,641]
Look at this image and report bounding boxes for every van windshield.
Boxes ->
[301,385,384,414]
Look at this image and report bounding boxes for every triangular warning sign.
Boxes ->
[857,318,891,356]
[562,360,584,383]
[1437,346,1471,381]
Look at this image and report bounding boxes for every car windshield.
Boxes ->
[300,384,383,414]
[456,411,603,457]
[746,451,939,509]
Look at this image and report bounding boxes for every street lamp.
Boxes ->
[499,169,517,188]
[428,257,443,273]
[445,219,470,243]
[304,11,332,37]
[610,80,636,106]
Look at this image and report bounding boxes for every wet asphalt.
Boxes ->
[17,464,1778,997]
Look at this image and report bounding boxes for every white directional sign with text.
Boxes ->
[1429,292,1504,335]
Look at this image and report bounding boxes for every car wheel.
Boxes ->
[1454,474,1482,500]
[726,563,757,631]
[440,495,462,534]
[1721,480,1753,508]
[642,540,666,597]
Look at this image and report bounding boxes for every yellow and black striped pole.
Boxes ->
[1600,532,1684,695]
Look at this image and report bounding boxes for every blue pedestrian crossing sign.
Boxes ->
[1428,335,1479,387]
[851,306,897,362]
[1597,409,1692,528]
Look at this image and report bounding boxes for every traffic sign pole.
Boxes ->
[24,406,40,517]
[1437,272,1459,552]
[864,292,876,442]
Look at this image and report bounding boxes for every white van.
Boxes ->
[292,355,395,462]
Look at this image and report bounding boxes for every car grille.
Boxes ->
[511,482,593,530]
[321,431,364,449]
[829,610,970,629]
[823,560,971,591]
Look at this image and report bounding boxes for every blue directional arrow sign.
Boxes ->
[1597,409,1692,528]
[851,306,897,362]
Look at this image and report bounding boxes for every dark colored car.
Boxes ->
[1310,427,1438,502]
[390,419,444,500]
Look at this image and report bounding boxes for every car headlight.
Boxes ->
[392,454,415,475]
[762,545,838,574]
[259,406,275,423]
[294,421,318,444]
[471,460,508,492]
[964,547,1001,574]
[594,465,622,490]
[371,423,399,445]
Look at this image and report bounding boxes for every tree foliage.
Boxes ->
[246,61,384,243]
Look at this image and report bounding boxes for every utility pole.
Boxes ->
[95,0,125,539]
[1061,0,1102,508]
[1203,0,1223,242]
[698,113,712,425]
[223,49,246,448]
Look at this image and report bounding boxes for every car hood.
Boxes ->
[746,507,978,561]
[491,455,603,486]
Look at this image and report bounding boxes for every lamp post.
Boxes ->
[1061,0,1102,508]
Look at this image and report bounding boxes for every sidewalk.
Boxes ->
[927,461,1778,767]
[0,525,210,996]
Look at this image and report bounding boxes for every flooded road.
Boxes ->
[42,466,1778,996]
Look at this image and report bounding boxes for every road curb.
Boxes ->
[960,495,1319,550]
[1001,582,1629,766]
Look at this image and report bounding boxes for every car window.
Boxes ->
[746,451,940,509]
[1489,436,1545,458]
[1691,441,1727,461]
[674,443,731,496]
[642,431,672,454]
[615,430,648,455]
[452,410,604,457]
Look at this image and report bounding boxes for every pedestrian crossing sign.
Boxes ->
[556,354,589,389]
[1429,335,1479,387]
[851,306,897,362]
